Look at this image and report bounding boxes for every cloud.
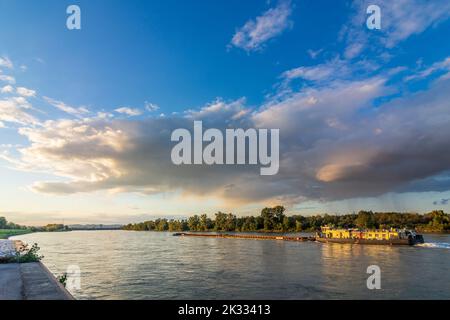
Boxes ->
[433,198,450,206]
[230,0,293,52]
[0,97,39,125]
[0,56,13,69]
[379,0,450,47]
[43,96,89,116]
[4,100,260,202]
[5,67,449,206]
[341,0,450,59]
[1,85,14,94]
[96,111,114,119]
[145,102,159,112]
[307,49,323,59]
[405,56,450,81]
[0,63,446,211]
[115,107,142,116]
[281,59,350,83]
[16,87,36,97]
[185,98,251,125]
[277,58,382,96]
[0,74,16,84]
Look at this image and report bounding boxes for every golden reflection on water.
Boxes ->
[320,242,399,261]
[318,243,403,297]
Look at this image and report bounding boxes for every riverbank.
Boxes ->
[0,229,33,239]
[0,239,73,300]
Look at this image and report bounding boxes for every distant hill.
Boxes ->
[68,224,123,230]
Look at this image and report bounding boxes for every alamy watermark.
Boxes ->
[366,265,381,290]
[366,4,381,30]
[171,121,279,175]
[65,265,81,291]
[65,4,379,32]
[66,5,81,30]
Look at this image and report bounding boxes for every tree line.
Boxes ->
[123,207,450,233]
[0,217,69,232]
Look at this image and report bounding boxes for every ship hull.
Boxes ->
[315,237,423,246]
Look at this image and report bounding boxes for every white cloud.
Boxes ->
[1,85,14,94]
[0,74,16,84]
[380,0,450,48]
[344,43,365,60]
[342,0,450,59]
[275,58,380,99]
[0,56,13,69]
[115,107,142,116]
[185,98,251,126]
[97,111,114,119]
[405,56,450,81]
[11,96,32,109]
[281,59,349,83]
[43,96,89,116]
[145,101,159,112]
[16,87,36,97]
[230,0,293,52]
[307,49,323,59]
[0,97,39,125]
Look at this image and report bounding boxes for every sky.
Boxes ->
[1,0,450,225]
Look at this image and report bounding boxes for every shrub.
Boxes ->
[13,243,43,263]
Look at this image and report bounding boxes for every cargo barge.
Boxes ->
[173,232,315,242]
[315,226,424,245]
[174,227,425,246]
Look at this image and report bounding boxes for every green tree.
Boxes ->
[199,214,213,231]
[261,206,285,231]
[188,215,200,231]
[155,219,169,231]
[214,212,228,231]
[0,217,7,229]
[224,213,237,231]
[355,211,376,229]
[241,216,257,231]
[282,216,294,231]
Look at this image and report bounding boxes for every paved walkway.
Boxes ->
[0,264,22,300]
[0,240,73,300]
[0,262,73,300]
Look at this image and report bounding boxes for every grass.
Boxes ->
[0,229,32,239]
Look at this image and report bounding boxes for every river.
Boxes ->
[12,231,450,300]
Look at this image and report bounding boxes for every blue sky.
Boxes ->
[0,0,351,112]
[1,0,450,225]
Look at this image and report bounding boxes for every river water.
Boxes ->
[12,231,450,300]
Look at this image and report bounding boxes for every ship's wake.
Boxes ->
[416,242,450,249]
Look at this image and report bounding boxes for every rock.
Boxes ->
[0,240,18,260]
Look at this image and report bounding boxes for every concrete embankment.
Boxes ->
[0,240,73,300]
